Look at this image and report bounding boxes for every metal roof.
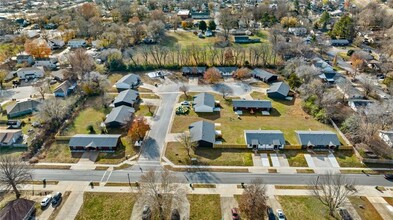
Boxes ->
[193,93,215,108]
[104,106,135,125]
[189,120,215,144]
[267,82,290,96]
[113,89,139,105]
[232,99,272,109]
[115,74,140,87]
[6,100,40,115]
[295,131,340,146]
[250,69,275,79]
[69,134,121,147]
[244,130,285,145]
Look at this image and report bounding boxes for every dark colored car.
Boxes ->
[231,208,240,220]
[267,207,275,220]
[170,209,180,220]
[142,205,151,220]
[338,208,353,220]
[384,174,393,180]
[51,192,62,206]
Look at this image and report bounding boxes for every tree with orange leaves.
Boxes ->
[350,54,364,77]
[204,68,222,84]
[128,116,150,142]
[78,3,99,20]
[24,40,51,58]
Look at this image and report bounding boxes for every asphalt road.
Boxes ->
[32,169,393,186]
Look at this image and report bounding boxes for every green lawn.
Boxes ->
[135,105,156,117]
[334,150,364,167]
[187,194,221,220]
[171,93,338,145]
[76,192,136,220]
[62,97,111,136]
[95,136,138,164]
[277,196,336,220]
[41,141,81,163]
[165,142,252,166]
[162,31,218,48]
[283,151,308,167]
[140,93,160,99]
[348,196,383,220]
[0,146,28,157]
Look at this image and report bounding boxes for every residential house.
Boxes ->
[48,39,65,50]
[214,66,238,77]
[250,69,278,83]
[50,69,66,81]
[330,39,350,46]
[113,89,140,108]
[379,130,393,147]
[189,120,218,148]
[181,67,207,76]
[288,27,307,36]
[34,57,58,69]
[232,99,272,114]
[191,11,210,19]
[67,39,87,48]
[177,10,190,19]
[0,198,35,220]
[68,134,121,152]
[16,67,44,80]
[336,77,364,99]
[0,130,22,147]
[115,74,141,92]
[193,93,216,113]
[267,82,290,100]
[295,130,340,149]
[53,80,76,97]
[244,130,286,150]
[16,55,34,65]
[234,36,260,43]
[6,99,40,118]
[104,105,135,128]
[348,99,374,112]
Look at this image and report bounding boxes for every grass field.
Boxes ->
[187,194,221,220]
[163,31,219,48]
[135,105,156,117]
[334,150,364,167]
[41,142,81,163]
[171,93,339,145]
[277,196,336,220]
[0,146,28,157]
[140,93,160,99]
[76,192,136,220]
[348,196,383,220]
[165,142,253,166]
[281,150,308,167]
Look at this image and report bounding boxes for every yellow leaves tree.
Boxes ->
[280,16,298,28]
[24,40,51,58]
[204,68,222,84]
[128,116,150,142]
[350,54,364,77]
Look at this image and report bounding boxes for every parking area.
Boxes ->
[305,154,341,169]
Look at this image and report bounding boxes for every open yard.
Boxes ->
[349,196,383,220]
[76,192,136,220]
[163,31,219,48]
[41,141,81,163]
[277,196,335,220]
[334,150,364,167]
[95,136,137,164]
[165,142,252,166]
[135,105,156,117]
[187,194,221,220]
[0,146,28,157]
[172,92,339,145]
[283,150,308,167]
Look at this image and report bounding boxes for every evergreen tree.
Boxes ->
[331,15,355,40]
[199,20,207,32]
[208,20,216,31]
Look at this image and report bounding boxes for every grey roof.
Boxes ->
[16,54,32,59]
[336,77,364,98]
[267,82,290,96]
[330,39,350,44]
[215,66,238,74]
[54,80,73,94]
[189,120,215,144]
[115,74,140,87]
[193,93,215,108]
[69,134,121,148]
[0,198,35,220]
[105,106,135,125]
[50,69,66,80]
[181,67,207,73]
[232,99,272,109]
[6,100,40,115]
[250,69,275,79]
[113,89,139,105]
[295,131,340,146]
[244,130,285,145]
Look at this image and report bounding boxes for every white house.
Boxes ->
[0,129,22,147]
[379,131,393,147]
[67,39,87,48]
[33,57,58,69]
[48,39,65,50]
[16,67,44,79]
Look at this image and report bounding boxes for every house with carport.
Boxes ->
[68,134,121,152]
[244,130,285,150]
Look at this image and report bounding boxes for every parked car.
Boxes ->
[180,101,191,106]
[52,192,62,206]
[231,208,240,220]
[277,209,285,220]
[142,205,151,220]
[40,195,52,208]
[267,207,275,220]
[384,174,393,179]
[170,209,180,220]
[338,208,353,220]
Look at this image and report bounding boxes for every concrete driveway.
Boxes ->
[367,196,393,219]
[221,196,238,220]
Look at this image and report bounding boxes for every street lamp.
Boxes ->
[29,174,34,195]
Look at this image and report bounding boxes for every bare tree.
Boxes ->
[218,8,238,41]
[145,102,155,116]
[0,155,32,199]
[139,169,185,220]
[38,99,70,131]
[238,178,267,220]
[179,84,189,98]
[311,172,356,217]
[177,132,198,159]
[67,49,95,81]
